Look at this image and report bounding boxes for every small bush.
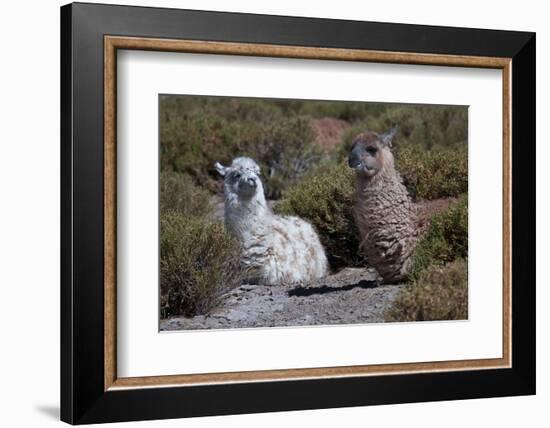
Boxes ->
[160,95,284,124]
[411,194,468,279]
[160,171,213,218]
[385,259,468,322]
[160,95,322,198]
[341,105,467,150]
[275,162,364,269]
[395,145,468,200]
[160,212,242,318]
[245,116,323,199]
[298,100,386,122]
[160,110,244,193]
[339,105,467,151]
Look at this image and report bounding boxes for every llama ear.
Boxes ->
[379,125,399,148]
[214,162,228,177]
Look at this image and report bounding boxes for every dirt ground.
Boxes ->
[160,267,404,331]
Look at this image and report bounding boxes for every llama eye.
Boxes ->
[367,147,378,155]
[233,173,241,179]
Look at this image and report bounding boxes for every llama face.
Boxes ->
[348,126,398,178]
[215,157,263,199]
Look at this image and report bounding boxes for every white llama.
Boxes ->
[215,157,328,285]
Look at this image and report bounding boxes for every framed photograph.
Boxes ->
[60,2,535,424]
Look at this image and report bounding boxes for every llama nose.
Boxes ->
[348,152,361,168]
[247,178,257,188]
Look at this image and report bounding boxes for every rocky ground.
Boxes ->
[160,267,405,331]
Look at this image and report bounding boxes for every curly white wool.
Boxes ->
[216,157,328,285]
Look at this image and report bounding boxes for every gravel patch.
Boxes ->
[160,267,404,331]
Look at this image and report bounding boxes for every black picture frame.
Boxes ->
[61,2,535,424]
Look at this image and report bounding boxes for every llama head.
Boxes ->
[348,125,398,178]
[215,157,264,199]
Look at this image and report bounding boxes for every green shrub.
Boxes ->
[160,212,242,318]
[247,116,323,199]
[385,258,468,322]
[410,194,468,279]
[160,110,244,193]
[275,162,364,269]
[298,100,386,122]
[160,171,213,218]
[395,145,468,200]
[160,95,284,124]
[340,105,467,151]
[160,95,322,198]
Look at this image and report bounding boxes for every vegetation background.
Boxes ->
[159,95,469,322]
